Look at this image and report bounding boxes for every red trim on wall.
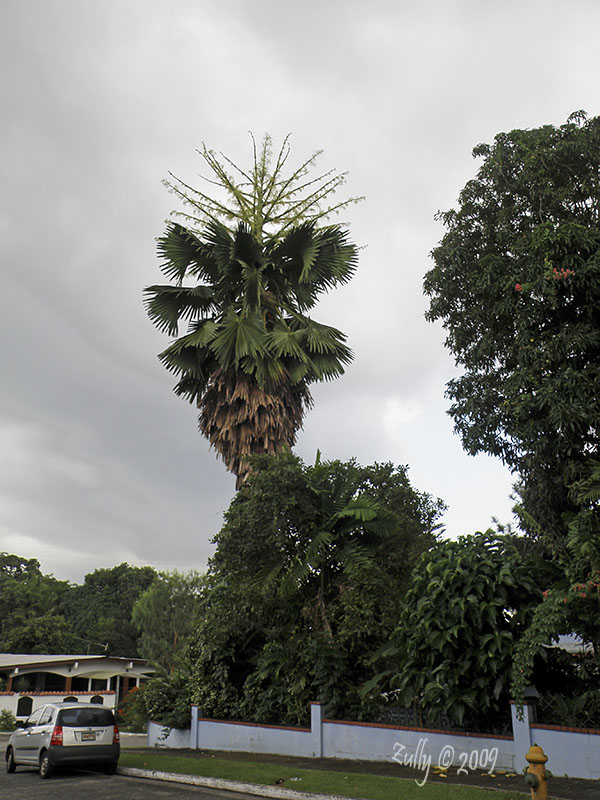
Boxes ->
[197,717,311,733]
[18,690,115,696]
[532,723,600,735]
[322,718,512,740]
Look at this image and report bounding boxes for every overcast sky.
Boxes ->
[1,0,598,583]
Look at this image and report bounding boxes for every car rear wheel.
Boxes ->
[5,747,16,773]
[39,751,53,779]
[103,762,118,775]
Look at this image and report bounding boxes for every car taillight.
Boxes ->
[113,724,120,744]
[50,725,63,745]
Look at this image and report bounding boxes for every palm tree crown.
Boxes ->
[144,136,360,485]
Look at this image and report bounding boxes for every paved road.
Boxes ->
[1,744,268,800]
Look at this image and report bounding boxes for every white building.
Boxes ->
[0,653,153,719]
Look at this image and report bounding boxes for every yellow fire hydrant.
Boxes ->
[524,744,548,800]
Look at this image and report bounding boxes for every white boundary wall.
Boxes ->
[147,701,599,779]
[530,725,600,779]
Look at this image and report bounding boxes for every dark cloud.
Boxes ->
[1,0,599,581]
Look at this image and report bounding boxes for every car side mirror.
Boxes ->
[16,720,29,728]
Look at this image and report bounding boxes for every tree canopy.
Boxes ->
[132,570,205,674]
[423,111,600,541]
[0,553,74,654]
[145,135,360,485]
[188,452,444,724]
[64,563,157,656]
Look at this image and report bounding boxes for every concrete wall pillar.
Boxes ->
[511,701,533,771]
[310,702,323,757]
[190,705,199,749]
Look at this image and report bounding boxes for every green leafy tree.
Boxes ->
[63,563,157,656]
[0,613,74,654]
[423,111,600,543]
[367,532,539,728]
[144,135,360,486]
[132,570,205,674]
[0,553,75,654]
[189,452,444,724]
[0,553,42,581]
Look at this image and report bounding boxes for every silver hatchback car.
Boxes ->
[5,701,120,778]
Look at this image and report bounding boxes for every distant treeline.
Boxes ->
[0,554,158,657]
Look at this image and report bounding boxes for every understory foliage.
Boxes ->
[511,460,600,706]
[145,135,361,486]
[187,452,444,724]
[123,570,206,729]
[366,532,540,729]
[118,670,193,732]
[0,710,17,732]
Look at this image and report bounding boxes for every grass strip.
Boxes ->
[119,752,527,800]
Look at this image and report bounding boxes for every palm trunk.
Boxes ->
[199,369,312,487]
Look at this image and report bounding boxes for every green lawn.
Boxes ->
[119,752,528,800]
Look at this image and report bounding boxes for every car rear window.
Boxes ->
[58,708,115,727]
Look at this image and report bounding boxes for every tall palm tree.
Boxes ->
[144,136,360,486]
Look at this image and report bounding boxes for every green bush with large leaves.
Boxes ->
[367,532,539,729]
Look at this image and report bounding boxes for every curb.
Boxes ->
[118,766,353,800]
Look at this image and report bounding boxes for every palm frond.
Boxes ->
[156,222,222,283]
[172,374,209,404]
[143,284,215,335]
[336,542,377,575]
[209,309,266,369]
[248,354,288,387]
[336,496,381,523]
[156,223,202,281]
[307,353,349,381]
[281,530,333,594]
[308,227,358,289]
[304,319,352,357]
[264,320,312,362]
